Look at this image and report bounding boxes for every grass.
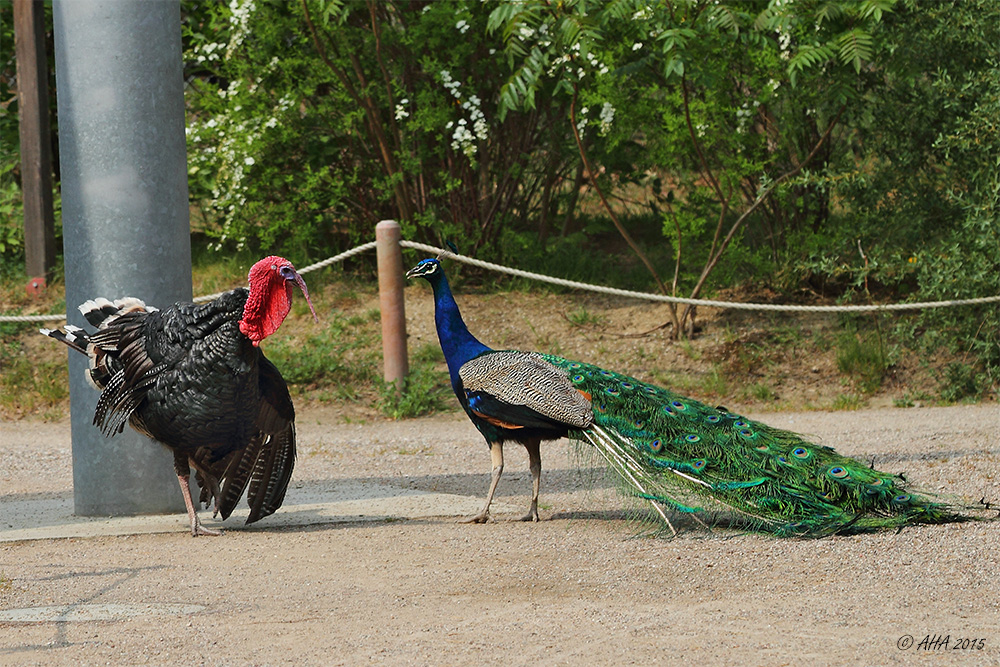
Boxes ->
[566,307,607,328]
[0,329,69,419]
[831,393,864,410]
[377,343,451,419]
[744,382,779,403]
[1,248,995,420]
[835,332,889,394]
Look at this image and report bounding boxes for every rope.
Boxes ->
[3,239,998,323]
[400,241,1000,313]
[191,241,377,303]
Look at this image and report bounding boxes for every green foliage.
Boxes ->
[376,343,450,419]
[565,307,606,328]
[377,366,451,420]
[182,0,578,259]
[836,331,888,394]
[832,393,864,411]
[262,313,379,397]
[746,382,779,403]
[0,336,68,417]
[0,161,24,256]
[938,362,986,403]
[2,0,996,388]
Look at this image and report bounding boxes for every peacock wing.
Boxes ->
[459,350,593,430]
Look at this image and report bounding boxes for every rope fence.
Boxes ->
[3,237,999,323]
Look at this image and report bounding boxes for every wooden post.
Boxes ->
[376,220,409,389]
[14,0,56,281]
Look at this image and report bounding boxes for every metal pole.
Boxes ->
[376,220,409,388]
[53,0,191,516]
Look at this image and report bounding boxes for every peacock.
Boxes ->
[406,257,992,537]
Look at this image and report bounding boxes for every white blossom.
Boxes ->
[576,106,589,136]
[598,102,615,136]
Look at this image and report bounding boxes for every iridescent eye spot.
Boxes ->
[869,478,885,487]
[705,415,721,423]
[569,362,582,369]
[595,403,607,413]
[734,421,749,428]
[604,386,620,396]
[662,405,676,416]
[571,374,585,383]
[620,381,634,390]
[685,434,701,442]
[633,419,645,429]
[756,445,769,451]
[827,466,850,479]
[739,429,754,437]
[893,494,911,503]
[777,455,789,464]
[648,439,663,452]
[691,459,707,470]
[671,401,687,411]
[791,447,810,459]
[600,370,614,377]
[643,386,657,395]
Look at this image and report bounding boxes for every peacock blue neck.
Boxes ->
[426,269,491,389]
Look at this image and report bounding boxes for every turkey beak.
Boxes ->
[291,272,320,323]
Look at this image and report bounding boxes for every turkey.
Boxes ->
[407,257,992,536]
[41,255,318,536]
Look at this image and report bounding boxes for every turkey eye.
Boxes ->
[279,266,294,278]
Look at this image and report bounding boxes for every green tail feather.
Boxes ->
[543,354,990,537]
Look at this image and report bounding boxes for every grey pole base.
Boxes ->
[54,0,191,515]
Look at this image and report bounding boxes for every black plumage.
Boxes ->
[41,256,316,536]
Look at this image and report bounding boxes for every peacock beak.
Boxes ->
[404,265,423,279]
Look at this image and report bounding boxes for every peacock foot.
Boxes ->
[462,511,493,524]
[519,510,540,522]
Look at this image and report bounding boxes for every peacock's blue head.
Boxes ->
[405,258,442,281]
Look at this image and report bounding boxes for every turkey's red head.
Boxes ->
[239,256,319,346]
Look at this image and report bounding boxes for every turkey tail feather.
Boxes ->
[39,326,89,354]
[246,424,296,524]
[215,437,264,521]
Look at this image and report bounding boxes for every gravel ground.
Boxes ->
[1,404,999,666]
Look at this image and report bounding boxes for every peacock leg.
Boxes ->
[174,454,222,537]
[520,439,541,522]
[464,441,504,524]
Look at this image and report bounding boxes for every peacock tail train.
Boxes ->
[538,353,972,537]
[407,256,992,537]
